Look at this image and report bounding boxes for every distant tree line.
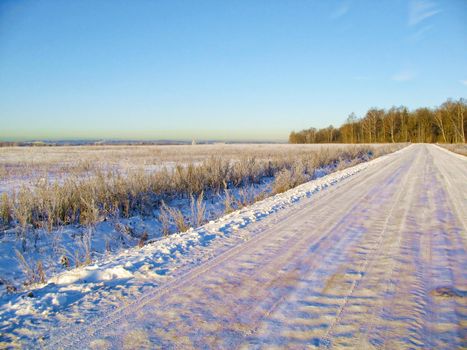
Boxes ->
[289,98,466,144]
[0,141,52,147]
[0,142,18,147]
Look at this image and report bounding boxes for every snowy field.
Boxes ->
[0,143,402,292]
[0,143,379,194]
[1,144,465,349]
[439,143,467,156]
[0,143,411,347]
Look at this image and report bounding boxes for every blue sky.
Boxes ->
[0,0,466,141]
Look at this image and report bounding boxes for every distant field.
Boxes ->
[0,143,394,193]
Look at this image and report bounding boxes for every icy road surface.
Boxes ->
[17,145,467,348]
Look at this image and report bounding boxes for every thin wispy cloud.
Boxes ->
[392,70,416,82]
[409,25,432,41]
[460,80,467,86]
[331,1,351,19]
[408,0,440,26]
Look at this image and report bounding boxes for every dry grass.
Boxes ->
[439,143,467,156]
[0,144,404,238]
[0,144,396,185]
[14,250,46,285]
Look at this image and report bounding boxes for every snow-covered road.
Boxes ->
[12,144,467,349]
